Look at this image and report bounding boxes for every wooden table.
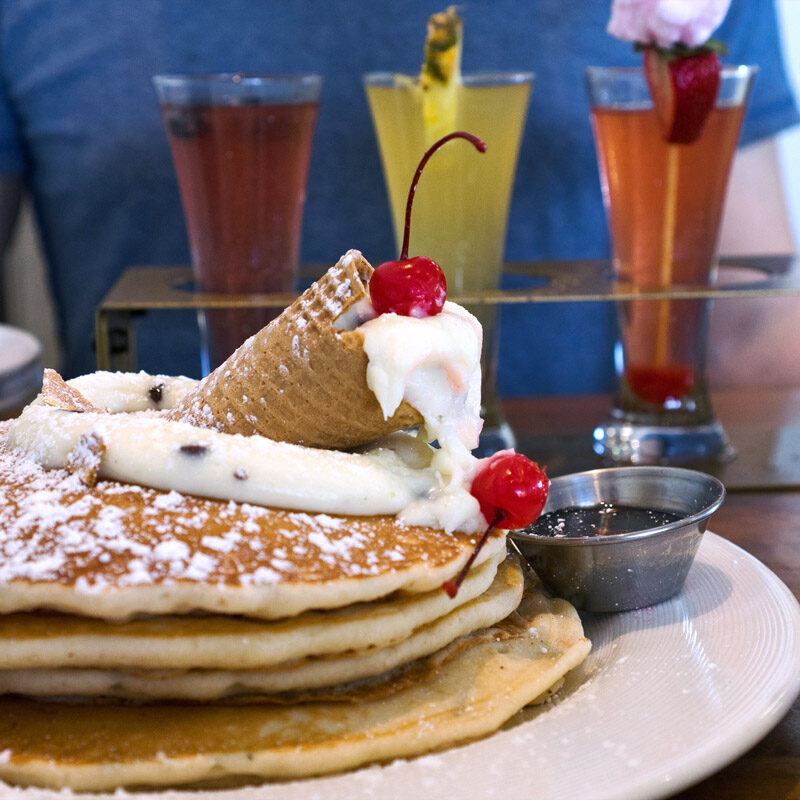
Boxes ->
[505,391,800,799]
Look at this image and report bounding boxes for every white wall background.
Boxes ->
[777,0,800,246]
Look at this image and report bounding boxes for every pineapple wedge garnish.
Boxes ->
[419,6,463,140]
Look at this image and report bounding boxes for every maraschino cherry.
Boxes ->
[442,453,549,598]
[370,131,486,317]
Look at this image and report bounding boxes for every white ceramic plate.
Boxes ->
[6,532,800,800]
[0,324,40,377]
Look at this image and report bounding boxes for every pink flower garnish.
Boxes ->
[607,0,731,49]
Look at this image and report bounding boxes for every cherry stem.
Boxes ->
[400,131,487,260]
[442,509,504,599]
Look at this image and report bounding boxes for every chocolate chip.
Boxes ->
[234,467,249,481]
[179,443,208,457]
[149,383,165,404]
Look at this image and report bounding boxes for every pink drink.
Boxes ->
[591,104,745,408]
[161,98,318,369]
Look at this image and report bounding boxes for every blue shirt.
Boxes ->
[0,0,797,390]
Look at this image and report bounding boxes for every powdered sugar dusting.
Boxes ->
[0,423,489,606]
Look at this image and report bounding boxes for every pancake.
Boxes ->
[0,255,591,793]
[0,549,506,670]
[0,556,523,700]
[0,421,505,620]
[0,576,591,792]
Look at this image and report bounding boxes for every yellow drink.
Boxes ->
[365,74,531,294]
[365,72,532,453]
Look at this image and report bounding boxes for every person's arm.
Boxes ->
[718,138,795,256]
[0,175,23,318]
[709,137,799,387]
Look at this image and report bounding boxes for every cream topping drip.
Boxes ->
[359,301,484,532]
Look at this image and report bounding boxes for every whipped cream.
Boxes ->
[607,0,731,49]
[8,368,485,533]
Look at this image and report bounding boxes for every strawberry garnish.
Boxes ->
[626,363,695,405]
[643,44,722,145]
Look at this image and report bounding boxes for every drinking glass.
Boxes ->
[364,71,533,456]
[586,65,756,465]
[153,74,321,373]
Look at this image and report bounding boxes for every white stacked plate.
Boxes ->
[0,323,42,419]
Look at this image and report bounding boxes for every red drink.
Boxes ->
[160,91,318,370]
[591,104,745,408]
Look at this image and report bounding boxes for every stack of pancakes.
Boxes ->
[0,254,590,792]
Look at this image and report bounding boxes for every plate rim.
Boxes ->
[577,531,800,800]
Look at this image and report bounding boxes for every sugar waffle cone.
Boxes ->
[167,250,423,448]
